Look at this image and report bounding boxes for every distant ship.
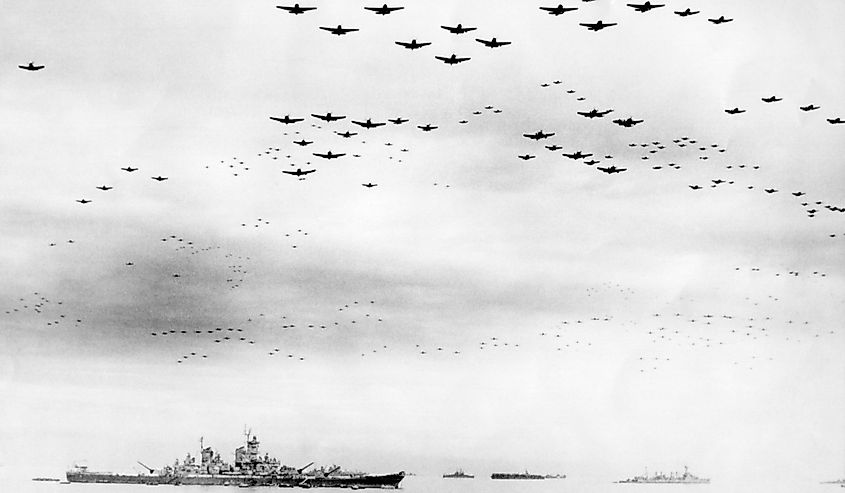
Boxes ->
[443,468,474,479]
[66,430,405,488]
[491,470,545,480]
[616,466,709,484]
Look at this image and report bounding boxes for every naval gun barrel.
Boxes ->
[324,466,341,477]
[297,462,315,474]
[137,461,155,474]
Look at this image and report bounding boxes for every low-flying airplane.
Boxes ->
[276,4,316,15]
[395,39,431,50]
[827,117,844,124]
[762,96,782,103]
[435,54,470,64]
[319,25,359,35]
[441,24,477,34]
[418,124,438,131]
[674,8,699,16]
[800,104,820,111]
[764,188,778,193]
[518,154,536,161]
[689,185,702,190]
[121,166,138,172]
[539,5,578,15]
[792,192,806,197]
[725,107,746,114]
[563,151,593,160]
[578,108,614,118]
[627,2,664,13]
[335,131,357,138]
[361,183,378,188]
[612,117,643,127]
[270,115,304,124]
[151,176,168,181]
[597,165,627,174]
[19,62,45,71]
[311,112,346,121]
[95,185,113,191]
[584,159,599,166]
[364,4,404,15]
[352,118,386,129]
[545,145,563,151]
[388,117,409,124]
[523,130,555,140]
[708,16,733,24]
[283,168,316,177]
[76,199,92,204]
[313,151,345,159]
[293,139,313,146]
[579,20,617,31]
[476,38,511,48]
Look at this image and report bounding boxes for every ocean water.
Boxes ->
[6,474,843,493]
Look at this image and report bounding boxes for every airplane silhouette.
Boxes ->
[563,151,593,159]
[523,130,555,140]
[708,16,733,24]
[395,39,431,50]
[283,168,316,176]
[792,192,805,197]
[764,188,778,193]
[335,131,357,138]
[270,115,304,124]
[580,20,617,31]
[18,62,45,71]
[584,159,599,166]
[545,145,563,151]
[435,54,470,64]
[95,185,113,191]
[612,117,643,127]
[476,38,512,48]
[418,124,438,131]
[319,25,359,35]
[762,96,782,103]
[539,5,578,15]
[313,151,345,159]
[361,183,378,188]
[441,24,477,34]
[518,155,536,160]
[121,166,138,172]
[725,107,746,114]
[352,118,386,129]
[627,2,664,13]
[151,176,168,181]
[311,112,346,121]
[364,4,403,15]
[276,4,316,14]
[76,199,92,204]
[578,108,614,118]
[597,165,627,174]
[293,139,313,146]
[800,104,820,111]
[689,185,702,190]
[388,117,409,124]
[828,118,844,124]
[674,8,699,16]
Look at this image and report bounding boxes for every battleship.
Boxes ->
[491,471,545,480]
[616,466,710,484]
[442,469,474,479]
[66,430,405,488]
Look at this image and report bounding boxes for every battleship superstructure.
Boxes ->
[616,466,710,484]
[66,430,405,488]
[443,468,474,479]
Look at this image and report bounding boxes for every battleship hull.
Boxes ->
[67,470,405,488]
[491,473,544,480]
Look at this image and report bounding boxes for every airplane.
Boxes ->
[151,176,168,181]
[418,124,438,131]
[580,20,617,31]
[612,117,644,127]
[476,38,512,48]
[828,118,844,124]
[764,188,778,193]
[352,118,386,129]
[19,62,45,71]
[800,104,820,111]
[708,16,733,24]
[627,2,664,13]
[458,120,469,124]
[523,130,555,140]
[95,185,113,191]
[435,54,470,65]
[584,159,599,165]
[311,112,346,121]
[276,4,317,14]
[293,139,313,146]
[597,165,627,174]
[563,151,593,159]
[76,199,92,204]
[440,24,477,34]
[578,108,614,118]
[545,145,563,151]
[361,183,378,188]
[319,25,359,35]
[539,5,578,15]
[388,117,409,124]
[517,155,536,161]
[725,107,746,114]
[335,131,357,138]
[762,96,782,103]
[712,179,726,184]
[364,4,404,15]
[395,39,431,50]
[674,8,699,16]
[121,166,138,172]
[792,192,805,197]
[270,115,304,124]
[689,185,702,190]
[283,168,316,177]
[313,151,345,159]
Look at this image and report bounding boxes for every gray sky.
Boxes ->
[1,0,844,488]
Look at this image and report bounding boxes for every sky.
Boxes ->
[1,0,844,488]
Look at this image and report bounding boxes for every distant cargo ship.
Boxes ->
[491,471,545,480]
[616,466,709,484]
[66,430,404,488]
[443,469,474,479]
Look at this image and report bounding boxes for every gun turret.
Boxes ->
[137,461,155,474]
[297,462,315,474]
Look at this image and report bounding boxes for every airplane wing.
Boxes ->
[434,56,447,61]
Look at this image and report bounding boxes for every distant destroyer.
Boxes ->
[443,468,474,479]
[616,466,709,484]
